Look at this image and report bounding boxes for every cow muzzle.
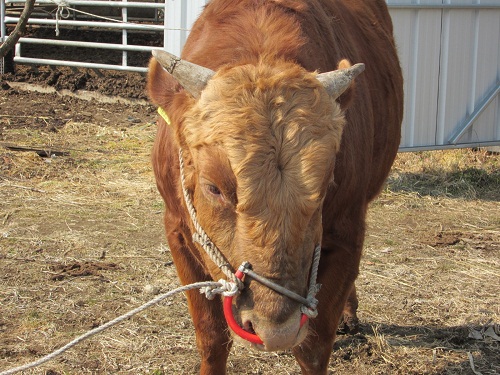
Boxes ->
[223,256,320,350]
[239,304,308,351]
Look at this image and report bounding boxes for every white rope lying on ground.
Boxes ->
[0,280,232,375]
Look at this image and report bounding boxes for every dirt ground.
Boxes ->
[1,59,499,374]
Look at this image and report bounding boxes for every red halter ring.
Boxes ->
[223,268,309,345]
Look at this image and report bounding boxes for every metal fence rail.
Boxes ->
[1,0,176,72]
[14,36,156,71]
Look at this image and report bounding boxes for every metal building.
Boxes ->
[388,1,499,151]
[1,0,499,151]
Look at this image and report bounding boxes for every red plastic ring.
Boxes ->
[223,269,309,345]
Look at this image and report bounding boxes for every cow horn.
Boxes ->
[152,49,215,99]
[317,63,365,99]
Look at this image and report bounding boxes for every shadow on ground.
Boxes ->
[387,166,500,201]
[333,322,498,374]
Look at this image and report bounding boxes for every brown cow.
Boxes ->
[147,0,403,374]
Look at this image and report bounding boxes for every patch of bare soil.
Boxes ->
[1,63,499,374]
[3,65,148,100]
[4,65,149,99]
[50,261,119,281]
[3,27,154,99]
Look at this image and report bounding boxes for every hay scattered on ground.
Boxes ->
[1,89,499,374]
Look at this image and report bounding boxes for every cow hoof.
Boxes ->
[337,315,359,335]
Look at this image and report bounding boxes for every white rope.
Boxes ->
[48,1,190,34]
[52,0,70,36]
[200,279,240,300]
[178,149,244,289]
[301,245,321,318]
[0,281,232,375]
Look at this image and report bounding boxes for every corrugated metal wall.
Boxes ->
[388,1,500,151]
[164,0,207,56]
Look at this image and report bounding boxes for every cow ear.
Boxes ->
[152,49,215,99]
[147,57,181,110]
[317,61,365,99]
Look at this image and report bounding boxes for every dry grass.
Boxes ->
[1,89,499,374]
[389,149,500,200]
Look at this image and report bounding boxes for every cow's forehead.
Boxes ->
[184,62,343,148]
[183,61,345,215]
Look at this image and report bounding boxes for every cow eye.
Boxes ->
[200,177,228,204]
[206,184,222,197]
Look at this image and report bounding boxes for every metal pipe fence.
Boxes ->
[1,0,178,73]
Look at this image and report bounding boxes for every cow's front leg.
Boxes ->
[292,318,337,375]
[293,245,361,374]
[167,229,231,375]
[184,288,232,374]
[292,284,349,374]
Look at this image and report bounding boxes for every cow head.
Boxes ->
[148,50,363,351]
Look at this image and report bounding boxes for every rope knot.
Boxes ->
[301,282,321,319]
[301,305,319,319]
[309,283,322,297]
[301,295,319,319]
[200,279,239,300]
[53,0,71,36]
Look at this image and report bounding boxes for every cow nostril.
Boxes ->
[243,320,256,335]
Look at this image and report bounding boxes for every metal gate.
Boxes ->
[1,0,499,150]
[0,0,207,72]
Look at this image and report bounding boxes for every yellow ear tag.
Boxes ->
[157,107,171,125]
